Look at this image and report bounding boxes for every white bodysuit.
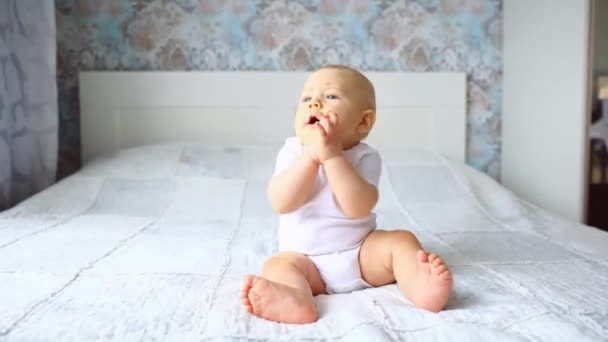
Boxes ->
[273,137,382,294]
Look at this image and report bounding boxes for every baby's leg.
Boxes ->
[241,251,325,324]
[359,230,452,312]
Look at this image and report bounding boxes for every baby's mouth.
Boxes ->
[308,115,320,125]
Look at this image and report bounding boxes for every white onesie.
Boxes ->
[272,137,382,294]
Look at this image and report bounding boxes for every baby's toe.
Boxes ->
[435,265,448,274]
[243,275,255,288]
[417,250,429,262]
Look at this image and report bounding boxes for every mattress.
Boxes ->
[1,142,607,341]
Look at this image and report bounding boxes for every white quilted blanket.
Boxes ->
[1,142,607,341]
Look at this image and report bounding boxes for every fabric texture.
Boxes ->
[1,142,607,341]
[309,244,372,295]
[275,136,381,256]
[0,0,58,210]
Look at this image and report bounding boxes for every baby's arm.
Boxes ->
[323,156,378,219]
[268,154,319,214]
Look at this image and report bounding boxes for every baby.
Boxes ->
[241,65,452,324]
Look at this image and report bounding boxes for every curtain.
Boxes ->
[0,0,58,210]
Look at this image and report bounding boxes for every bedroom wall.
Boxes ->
[55,0,502,179]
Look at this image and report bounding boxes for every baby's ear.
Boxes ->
[357,109,376,135]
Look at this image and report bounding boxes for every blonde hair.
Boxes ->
[317,65,376,111]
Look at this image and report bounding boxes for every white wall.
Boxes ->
[502,0,590,222]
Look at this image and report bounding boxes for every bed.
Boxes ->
[1,71,607,341]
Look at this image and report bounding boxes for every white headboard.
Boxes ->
[79,71,466,163]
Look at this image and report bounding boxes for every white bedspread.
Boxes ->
[1,142,607,341]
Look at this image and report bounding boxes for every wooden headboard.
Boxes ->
[79,71,466,163]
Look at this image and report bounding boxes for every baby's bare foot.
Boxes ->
[241,275,318,324]
[408,250,452,312]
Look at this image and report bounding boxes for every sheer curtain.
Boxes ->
[0,0,58,210]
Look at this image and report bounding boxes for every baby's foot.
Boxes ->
[241,275,318,324]
[408,250,452,312]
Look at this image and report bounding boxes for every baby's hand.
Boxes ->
[301,125,322,164]
[309,113,342,163]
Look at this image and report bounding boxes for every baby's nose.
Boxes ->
[308,99,322,110]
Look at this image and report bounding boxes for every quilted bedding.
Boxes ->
[1,142,607,341]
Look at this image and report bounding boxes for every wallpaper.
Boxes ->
[56,0,502,179]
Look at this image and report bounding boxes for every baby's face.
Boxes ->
[295,68,372,149]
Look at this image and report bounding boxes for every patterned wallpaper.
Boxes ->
[55,0,502,179]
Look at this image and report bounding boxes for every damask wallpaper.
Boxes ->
[56,0,502,179]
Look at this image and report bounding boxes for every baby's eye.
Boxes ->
[302,96,312,102]
[326,94,339,100]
